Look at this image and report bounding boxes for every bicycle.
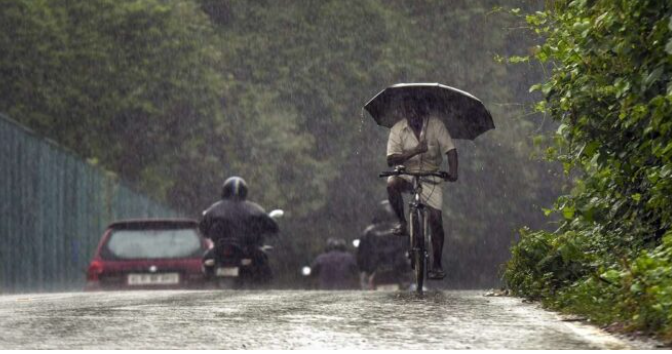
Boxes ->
[379,166,449,295]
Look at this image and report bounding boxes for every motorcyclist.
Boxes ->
[356,200,409,289]
[199,176,279,282]
[310,238,359,290]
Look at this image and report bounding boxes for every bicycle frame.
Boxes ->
[379,167,447,295]
[407,176,429,294]
[407,177,427,249]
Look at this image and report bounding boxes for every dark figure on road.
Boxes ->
[310,238,359,290]
[386,96,458,280]
[199,176,279,282]
[357,200,409,289]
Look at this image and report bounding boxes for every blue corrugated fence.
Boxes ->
[0,113,180,293]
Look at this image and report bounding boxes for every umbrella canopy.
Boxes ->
[364,83,495,140]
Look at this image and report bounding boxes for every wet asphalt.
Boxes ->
[0,290,649,349]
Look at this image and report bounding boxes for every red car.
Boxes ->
[85,219,212,291]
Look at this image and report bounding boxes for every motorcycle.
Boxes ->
[353,237,412,291]
[202,209,284,289]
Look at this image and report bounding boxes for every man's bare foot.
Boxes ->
[428,267,446,280]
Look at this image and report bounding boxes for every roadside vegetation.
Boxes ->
[504,0,672,340]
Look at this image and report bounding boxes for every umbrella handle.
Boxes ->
[419,118,428,142]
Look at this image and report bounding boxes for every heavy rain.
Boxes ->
[0,0,670,350]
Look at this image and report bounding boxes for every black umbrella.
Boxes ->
[364,83,495,140]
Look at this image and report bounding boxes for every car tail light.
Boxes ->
[87,260,104,281]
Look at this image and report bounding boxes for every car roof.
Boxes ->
[107,218,199,230]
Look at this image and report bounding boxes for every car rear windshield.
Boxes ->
[104,228,202,260]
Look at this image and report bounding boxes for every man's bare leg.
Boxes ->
[427,207,446,279]
[387,176,412,234]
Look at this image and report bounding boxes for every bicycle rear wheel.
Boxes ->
[409,208,426,295]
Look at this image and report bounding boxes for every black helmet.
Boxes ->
[221,176,248,200]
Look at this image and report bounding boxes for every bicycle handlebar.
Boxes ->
[379,170,449,179]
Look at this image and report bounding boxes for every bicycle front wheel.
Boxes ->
[409,207,426,295]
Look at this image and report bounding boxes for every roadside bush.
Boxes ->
[554,233,672,338]
[505,0,672,339]
[505,228,593,299]
[508,228,672,338]
[627,234,672,337]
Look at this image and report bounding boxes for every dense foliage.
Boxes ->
[1,0,556,287]
[505,0,672,339]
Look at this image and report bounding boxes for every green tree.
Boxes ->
[197,0,558,284]
[1,0,560,288]
[0,0,226,206]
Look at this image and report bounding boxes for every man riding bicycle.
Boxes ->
[386,96,458,280]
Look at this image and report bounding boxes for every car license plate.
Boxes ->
[128,273,180,285]
[216,267,239,277]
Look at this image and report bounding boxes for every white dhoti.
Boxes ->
[394,175,443,210]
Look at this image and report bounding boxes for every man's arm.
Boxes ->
[435,120,457,181]
[446,149,458,182]
[387,140,428,167]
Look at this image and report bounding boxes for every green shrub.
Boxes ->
[505,228,593,299]
[627,234,672,337]
[505,0,672,338]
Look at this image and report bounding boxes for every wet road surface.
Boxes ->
[0,290,647,349]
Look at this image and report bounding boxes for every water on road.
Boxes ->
[0,290,641,349]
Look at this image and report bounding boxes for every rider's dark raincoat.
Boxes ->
[199,199,278,246]
[357,201,408,277]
